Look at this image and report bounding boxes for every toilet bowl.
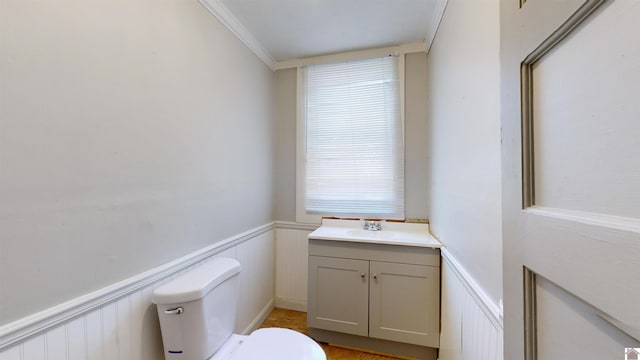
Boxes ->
[210,328,325,360]
[152,258,326,360]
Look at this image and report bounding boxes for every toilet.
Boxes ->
[152,258,326,360]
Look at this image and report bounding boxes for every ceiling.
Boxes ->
[199,0,447,68]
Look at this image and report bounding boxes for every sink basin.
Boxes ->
[344,229,406,241]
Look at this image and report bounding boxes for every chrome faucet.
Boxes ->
[364,220,382,231]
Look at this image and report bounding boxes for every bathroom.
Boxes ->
[1,0,638,359]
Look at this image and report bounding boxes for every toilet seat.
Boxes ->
[213,328,326,360]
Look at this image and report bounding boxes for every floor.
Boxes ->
[259,308,408,360]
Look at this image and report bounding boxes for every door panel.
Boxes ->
[307,256,369,336]
[501,0,640,358]
[536,276,640,359]
[532,1,640,218]
[369,261,439,347]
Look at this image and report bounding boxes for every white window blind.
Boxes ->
[302,56,404,219]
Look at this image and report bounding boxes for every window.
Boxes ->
[296,55,404,223]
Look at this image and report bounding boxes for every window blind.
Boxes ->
[303,56,404,219]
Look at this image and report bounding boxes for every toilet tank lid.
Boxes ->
[152,258,241,304]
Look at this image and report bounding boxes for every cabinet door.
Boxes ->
[307,256,369,336]
[369,261,439,347]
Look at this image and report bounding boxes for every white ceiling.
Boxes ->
[199,0,447,68]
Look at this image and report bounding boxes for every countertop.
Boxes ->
[308,219,442,248]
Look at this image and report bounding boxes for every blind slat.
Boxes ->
[303,56,404,219]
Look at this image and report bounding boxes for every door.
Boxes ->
[307,256,369,336]
[501,0,640,359]
[369,261,439,348]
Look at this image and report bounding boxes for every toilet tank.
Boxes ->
[152,258,241,360]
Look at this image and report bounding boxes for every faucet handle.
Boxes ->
[364,220,382,231]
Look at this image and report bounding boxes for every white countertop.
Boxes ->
[308,219,442,248]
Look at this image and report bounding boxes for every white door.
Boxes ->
[501,0,640,359]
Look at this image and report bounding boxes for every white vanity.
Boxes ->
[307,219,442,360]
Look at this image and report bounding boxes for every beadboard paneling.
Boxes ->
[21,336,44,360]
[45,326,65,360]
[66,317,85,360]
[440,251,504,360]
[236,230,276,333]
[0,226,275,360]
[274,226,314,311]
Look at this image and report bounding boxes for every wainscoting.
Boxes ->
[1,221,504,360]
[274,222,318,312]
[439,249,504,360]
[0,224,276,360]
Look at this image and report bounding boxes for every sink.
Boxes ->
[308,219,442,248]
[344,229,405,241]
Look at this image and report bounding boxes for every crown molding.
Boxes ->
[197,0,444,71]
[198,0,277,70]
[274,42,428,70]
[425,0,449,54]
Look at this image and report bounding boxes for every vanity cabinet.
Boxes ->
[308,256,369,336]
[307,239,440,349]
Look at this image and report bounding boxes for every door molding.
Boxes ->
[520,0,606,209]
[523,268,537,360]
[500,0,640,358]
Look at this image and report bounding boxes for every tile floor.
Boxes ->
[259,308,408,360]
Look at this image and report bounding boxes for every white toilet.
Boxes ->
[152,258,326,360]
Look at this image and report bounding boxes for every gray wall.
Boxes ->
[404,52,430,222]
[425,0,503,304]
[273,52,430,222]
[274,68,298,221]
[0,0,275,325]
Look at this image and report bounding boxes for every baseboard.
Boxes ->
[275,297,307,312]
[241,298,275,335]
[309,328,437,360]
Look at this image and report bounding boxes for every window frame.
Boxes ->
[295,52,406,224]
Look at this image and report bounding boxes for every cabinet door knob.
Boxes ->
[360,273,366,279]
[372,274,378,280]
